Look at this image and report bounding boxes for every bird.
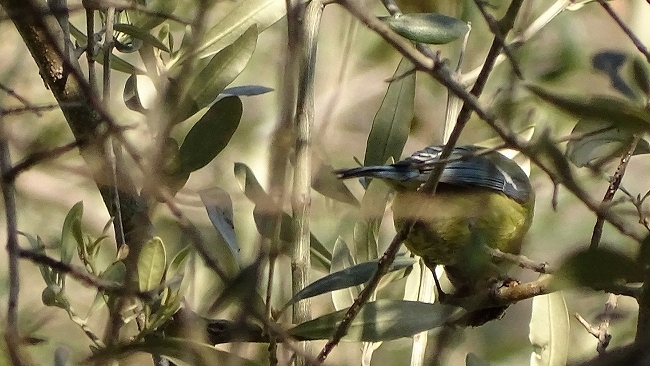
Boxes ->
[334,145,535,325]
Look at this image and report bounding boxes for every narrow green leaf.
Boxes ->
[353,178,391,263]
[529,292,569,366]
[138,237,167,292]
[282,258,416,312]
[312,158,359,207]
[19,233,54,286]
[288,300,460,341]
[186,26,258,110]
[221,85,273,97]
[170,0,295,67]
[114,24,170,53]
[528,85,650,133]
[199,187,240,264]
[61,201,83,265]
[87,337,260,366]
[233,162,268,204]
[383,13,469,44]
[178,96,243,173]
[632,57,650,97]
[364,57,414,168]
[167,245,191,280]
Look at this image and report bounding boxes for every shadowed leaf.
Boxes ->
[382,13,469,44]
[199,188,240,264]
[529,292,569,366]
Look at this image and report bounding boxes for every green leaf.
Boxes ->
[138,237,167,292]
[123,74,147,113]
[382,13,469,44]
[185,26,258,111]
[565,118,650,167]
[170,0,295,67]
[282,257,416,313]
[199,188,240,264]
[234,163,332,271]
[311,157,359,207]
[288,300,460,341]
[126,0,178,30]
[113,23,170,53]
[221,85,273,97]
[167,245,191,281]
[364,57,414,168]
[87,337,261,366]
[528,85,650,133]
[178,96,243,173]
[330,237,357,311]
[61,201,83,265]
[555,248,642,287]
[632,57,650,97]
[353,178,391,262]
[529,292,569,366]
[19,233,55,286]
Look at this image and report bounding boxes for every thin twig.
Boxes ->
[0,82,42,116]
[2,138,86,182]
[485,247,551,273]
[597,0,650,63]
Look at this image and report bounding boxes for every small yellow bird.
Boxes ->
[335,145,535,325]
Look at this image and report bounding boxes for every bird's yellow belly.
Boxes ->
[392,188,533,266]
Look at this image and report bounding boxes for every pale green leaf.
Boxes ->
[383,13,469,44]
[529,292,569,366]
[330,237,357,311]
[61,201,83,265]
[138,237,167,292]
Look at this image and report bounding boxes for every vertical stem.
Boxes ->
[291,1,323,365]
[1,124,24,366]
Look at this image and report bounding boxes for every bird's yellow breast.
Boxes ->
[392,188,534,266]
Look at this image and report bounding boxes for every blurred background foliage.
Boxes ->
[1,0,650,365]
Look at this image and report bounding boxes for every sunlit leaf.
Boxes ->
[127,0,178,30]
[178,96,243,173]
[138,237,167,292]
[529,292,569,366]
[382,13,469,44]
[330,237,357,311]
[282,257,416,312]
[170,0,296,66]
[167,245,191,280]
[288,300,460,341]
[199,188,240,264]
[353,178,391,263]
[311,157,359,207]
[123,74,147,113]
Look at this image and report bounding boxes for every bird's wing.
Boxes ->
[402,146,532,203]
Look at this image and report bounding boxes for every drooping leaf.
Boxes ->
[364,57,414,168]
[311,156,359,207]
[234,163,332,271]
[282,257,416,312]
[178,96,243,173]
[288,300,460,341]
[61,201,83,266]
[565,118,650,167]
[528,85,650,133]
[138,237,167,292]
[529,292,569,366]
[221,85,274,97]
[114,24,170,53]
[87,337,260,366]
[19,232,54,286]
[382,13,469,44]
[199,188,240,264]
